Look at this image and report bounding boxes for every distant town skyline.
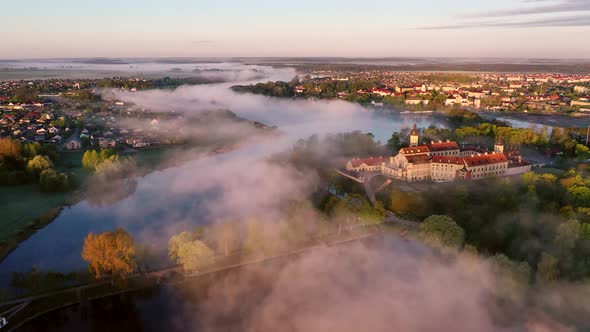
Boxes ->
[3,0,590,59]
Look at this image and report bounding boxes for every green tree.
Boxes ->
[334,194,385,224]
[209,221,240,256]
[22,142,42,159]
[26,155,54,177]
[175,240,215,273]
[575,144,590,161]
[168,232,194,261]
[82,150,99,170]
[387,132,405,152]
[39,169,71,192]
[537,252,559,282]
[488,254,531,305]
[83,149,120,171]
[568,186,590,207]
[419,215,465,249]
[554,220,581,254]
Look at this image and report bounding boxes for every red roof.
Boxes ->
[427,141,460,152]
[371,88,391,94]
[464,153,508,167]
[349,157,387,168]
[431,156,465,165]
[406,154,431,165]
[400,145,430,155]
[507,150,531,167]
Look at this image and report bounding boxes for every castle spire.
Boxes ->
[494,136,504,153]
[410,123,419,147]
[411,123,418,136]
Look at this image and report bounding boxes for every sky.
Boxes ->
[2,0,590,59]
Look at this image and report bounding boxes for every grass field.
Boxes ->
[0,185,70,259]
[0,145,210,261]
[0,151,88,260]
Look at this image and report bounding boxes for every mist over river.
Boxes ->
[0,62,449,287]
[1,60,575,288]
[0,61,570,287]
[2,60,587,332]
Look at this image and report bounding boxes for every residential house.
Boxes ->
[65,137,82,150]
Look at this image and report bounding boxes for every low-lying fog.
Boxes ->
[6,62,587,331]
[0,63,444,280]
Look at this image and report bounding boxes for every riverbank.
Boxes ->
[4,224,380,331]
[0,145,212,263]
[0,124,278,264]
[0,187,79,262]
[478,110,590,128]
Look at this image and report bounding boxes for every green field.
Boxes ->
[0,145,212,261]
[0,185,70,258]
[0,151,87,260]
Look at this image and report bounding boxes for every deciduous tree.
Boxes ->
[419,215,465,249]
[537,252,559,282]
[26,155,54,177]
[82,228,137,280]
[209,221,240,256]
[177,240,215,273]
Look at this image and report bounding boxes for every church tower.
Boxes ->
[410,123,419,147]
[494,136,504,153]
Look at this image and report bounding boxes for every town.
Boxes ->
[2,63,590,332]
[0,77,217,151]
[235,70,590,115]
[5,0,590,329]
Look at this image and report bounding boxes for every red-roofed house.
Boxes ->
[463,153,508,180]
[383,151,431,182]
[346,157,387,172]
[399,145,430,156]
[371,88,392,97]
[431,156,465,182]
[505,150,532,176]
[427,140,460,157]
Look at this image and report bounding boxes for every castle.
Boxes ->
[346,124,532,182]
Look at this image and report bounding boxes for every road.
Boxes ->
[362,171,381,204]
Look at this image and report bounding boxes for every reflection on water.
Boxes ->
[85,179,138,208]
[19,235,415,332]
[1,107,553,289]
[0,62,563,291]
[0,111,446,289]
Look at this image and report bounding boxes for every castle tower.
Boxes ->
[494,136,504,153]
[410,123,419,147]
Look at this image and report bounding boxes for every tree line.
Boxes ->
[0,138,77,192]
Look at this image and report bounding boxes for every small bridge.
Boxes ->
[334,169,364,183]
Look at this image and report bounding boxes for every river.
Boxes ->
[3,61,586,331]
[0,62,577,289]
[18,234,434,332]
[0,63,449,290]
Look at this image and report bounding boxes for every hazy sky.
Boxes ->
[2,0,590,59]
